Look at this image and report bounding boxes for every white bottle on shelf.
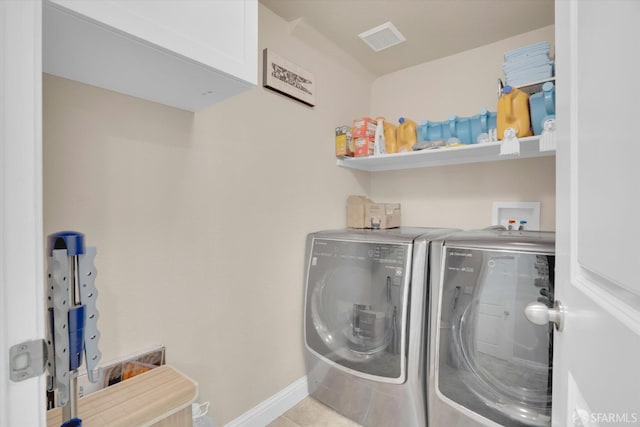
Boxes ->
[374,117,386,156]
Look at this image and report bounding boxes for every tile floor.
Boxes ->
[268,397,361,427]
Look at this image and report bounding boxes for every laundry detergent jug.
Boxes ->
[397,117,417,152]
[529,81,556,135]
[448,109,497,144]
[417,119,451,143]
[497,85,532,140]
[383,121,398,154]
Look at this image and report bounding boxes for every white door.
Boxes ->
[0,1,46,426]
[554,1,640,426]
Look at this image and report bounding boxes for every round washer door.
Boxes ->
[439,247,554,427]
[310,265,393,356]
[304,238,412,382]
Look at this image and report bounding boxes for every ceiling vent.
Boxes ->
[358,21,406,52]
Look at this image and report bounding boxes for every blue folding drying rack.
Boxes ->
[46,231,102,427]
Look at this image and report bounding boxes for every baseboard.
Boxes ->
[225,376,308,427]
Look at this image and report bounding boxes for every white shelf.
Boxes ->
[514,77,556,96]
[336,135,554,172]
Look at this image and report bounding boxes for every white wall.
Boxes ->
[370,26,556,230]
[43,5,373,424]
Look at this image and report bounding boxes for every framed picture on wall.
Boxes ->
[263,48,315,107]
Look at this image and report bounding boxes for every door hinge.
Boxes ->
[9,339,47,382]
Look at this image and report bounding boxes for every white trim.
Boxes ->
[225,376,308,427]
[0,1,46,426]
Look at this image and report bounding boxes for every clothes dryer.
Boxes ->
[428,229,555,427]
[303,227,456,427]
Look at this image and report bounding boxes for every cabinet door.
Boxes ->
[48,0,257,84]
[554,1,640,426]
[44,0,257,111]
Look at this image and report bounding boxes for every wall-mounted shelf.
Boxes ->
[336,135,554,172]
[515,77,556,96]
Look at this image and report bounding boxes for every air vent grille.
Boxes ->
[358,22,406,52]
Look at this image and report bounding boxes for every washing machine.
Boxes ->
[428,229,555,427]
[303,227,457,427]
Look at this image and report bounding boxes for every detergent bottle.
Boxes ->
[497,85,532,140]
[383,121,398,154]
[373,116,386,156]
[529,82,556,135]
[397,117,417,152]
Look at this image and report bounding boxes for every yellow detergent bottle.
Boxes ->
[497,85,533,140]
[397,117,417,152]
[383,121,398,154]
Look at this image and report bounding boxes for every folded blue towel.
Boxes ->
[504,61,553,74]
[506,65,554,86]
[505,63,554,75]
[504,52,551,66]
[503,42,553,86]
[504,42,551,61]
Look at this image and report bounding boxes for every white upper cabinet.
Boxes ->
[43,0,257,112]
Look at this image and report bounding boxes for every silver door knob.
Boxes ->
[524,300,565,331]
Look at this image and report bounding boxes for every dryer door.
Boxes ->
[304,238,412,383]
[437,246,554,427]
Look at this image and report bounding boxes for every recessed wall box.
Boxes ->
[492,201,541,230]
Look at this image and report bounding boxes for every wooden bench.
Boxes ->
[47,365,198,427]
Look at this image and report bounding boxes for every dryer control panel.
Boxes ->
[310,239,407,286]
